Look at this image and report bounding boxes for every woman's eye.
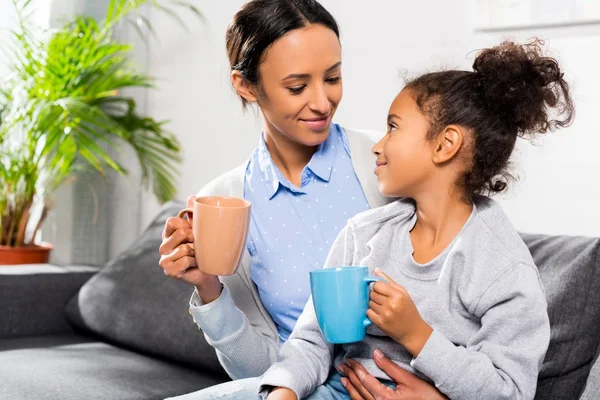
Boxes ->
[326,76,341,84]
[387,123,397,132]
[288,85,306,95]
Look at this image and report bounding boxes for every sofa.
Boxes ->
[1,201,599,400]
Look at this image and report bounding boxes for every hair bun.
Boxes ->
[472,39,573,134]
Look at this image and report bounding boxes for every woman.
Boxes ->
[159,0,444,398]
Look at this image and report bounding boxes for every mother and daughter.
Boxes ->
[159,0,574,399]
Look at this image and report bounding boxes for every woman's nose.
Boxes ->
[308,85,330,115]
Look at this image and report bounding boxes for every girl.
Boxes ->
[257,39,572,400]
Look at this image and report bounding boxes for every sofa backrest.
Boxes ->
[521,234,600,399]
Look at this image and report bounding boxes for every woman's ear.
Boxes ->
[432,125,464,164]
[231,70,258,103]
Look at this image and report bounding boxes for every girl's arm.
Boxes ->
[411,263,550,400]
[259,224,356,399]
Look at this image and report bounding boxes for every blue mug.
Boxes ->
[310,266,382,344]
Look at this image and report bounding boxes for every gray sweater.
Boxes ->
[259,197,551,400]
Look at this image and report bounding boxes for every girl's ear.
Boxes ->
[432,125,464,164]
[231,70,258,103]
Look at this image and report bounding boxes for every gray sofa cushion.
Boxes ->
[580,350,600,400]
[0,334,227,400]
[520,234,600,400]
[65,201,226,377]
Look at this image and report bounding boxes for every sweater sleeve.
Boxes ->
[189,281,279,379]
[411,263,550,400]
[186,166,280,380]
[258,223,356,399]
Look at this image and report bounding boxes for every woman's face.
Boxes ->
[252,24,343,147]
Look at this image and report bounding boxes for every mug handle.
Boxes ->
[177,208,193,220]
[363,276,385,328]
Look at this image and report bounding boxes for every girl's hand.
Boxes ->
[267,387,298,400]
[367,268,433,357]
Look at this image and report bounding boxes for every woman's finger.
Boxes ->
[373,349,417,385]
[162,217,191,241]
[159,227,194,255]
[340,362,375,400]
[340,377,364,400]
[162,253,196,278]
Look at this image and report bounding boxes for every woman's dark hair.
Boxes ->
[225,0,340,107]
[406,39,574,200]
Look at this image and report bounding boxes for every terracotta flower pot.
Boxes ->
[0,242,53,265]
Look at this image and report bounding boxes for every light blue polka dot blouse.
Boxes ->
[244,123,370,343]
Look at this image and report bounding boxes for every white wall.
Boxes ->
[139,0,600,238]
[50,0,86,25]
[0,4,18,79]
[0,1,54,77]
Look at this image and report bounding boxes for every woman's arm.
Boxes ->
[189,279,280,379]
[163,168,281,379]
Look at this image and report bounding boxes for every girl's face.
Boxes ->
[249,24,343,147]
[372,89,438,198]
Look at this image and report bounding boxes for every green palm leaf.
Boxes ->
[0,0,199,246]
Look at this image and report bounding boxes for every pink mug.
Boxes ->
[177,196,251,276]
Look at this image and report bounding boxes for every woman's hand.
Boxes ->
[159,195,222,303]
[267,387,298,400]
[368,268,433,357]
[338,350,448,400]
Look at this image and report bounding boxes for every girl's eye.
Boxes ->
[288,85,306,95]
[387,123,397,132]
[326,76,341,84]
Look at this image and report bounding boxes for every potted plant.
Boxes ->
[0,0,199,264]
